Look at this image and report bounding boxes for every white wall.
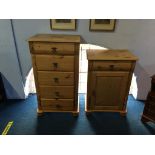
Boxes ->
[12,19,136,83]
[0,19,25,99]
[127,19,155,99]
[1,19,155,100]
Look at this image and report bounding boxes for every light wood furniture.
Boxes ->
[141,75,155,123]
[86,49,138,116]
[28,34,81,116]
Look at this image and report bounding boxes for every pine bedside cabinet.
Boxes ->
[86,49,138,116]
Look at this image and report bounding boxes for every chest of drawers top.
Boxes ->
[87,49,138,61]
[28,34,81,43]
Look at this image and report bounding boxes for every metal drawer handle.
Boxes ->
[51,47,57,54]
[53,63,58,68]
[54,77,59,83]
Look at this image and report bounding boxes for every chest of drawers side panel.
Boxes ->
[29,42,42,112]
[73,43,80,111]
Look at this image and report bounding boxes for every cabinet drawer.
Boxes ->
[32,42,75,55]
[39,86,74,99]
[42,106,73,111]
[37,71,74,86]
[35,55,74,71]
[92,61,132,71]
[41,98,74,108]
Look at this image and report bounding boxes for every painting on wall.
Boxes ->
[50,19,76,30]
[89,19,116,31]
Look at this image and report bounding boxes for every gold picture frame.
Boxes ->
[50,19,76,30]
[89,19,116,31]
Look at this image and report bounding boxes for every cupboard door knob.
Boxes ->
[51,47,57,54]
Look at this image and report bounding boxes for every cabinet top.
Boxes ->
[87,49,138,61]
[28,34,81,43]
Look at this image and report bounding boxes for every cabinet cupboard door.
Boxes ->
[90,71,129,110]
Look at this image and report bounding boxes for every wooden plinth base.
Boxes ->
[37,109,79,117]
[72,99,79,117]
[72,112,79,117]
[85,109,127,116]
[37,109,44,116]
[120,110,127,116]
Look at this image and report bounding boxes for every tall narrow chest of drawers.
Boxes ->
[28,34,81,116]
[86,49,138,116]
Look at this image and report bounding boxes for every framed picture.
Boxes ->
[89,19,116,31]
[50,19,76,30]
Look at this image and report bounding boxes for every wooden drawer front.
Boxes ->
[92,61,132,71]
[42,106,73,111]
[35,55,74,71]
[41,99,73,111]
[37,71,74,86]
[39,86,74,99]
[32,43,75,55]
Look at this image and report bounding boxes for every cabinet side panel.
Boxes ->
[29,42,42,111]
[74,43,80,111]
[122,61,136,111]
[87,61,94,110]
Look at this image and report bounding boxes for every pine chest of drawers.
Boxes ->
[86,49,138,115]
[28,34,81,116]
